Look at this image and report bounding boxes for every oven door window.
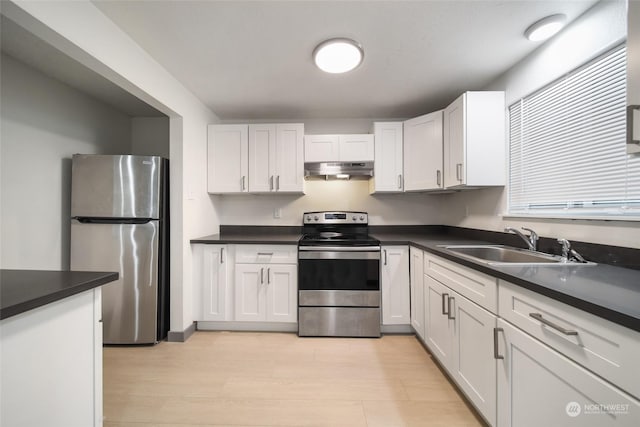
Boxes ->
[298,258,379,291]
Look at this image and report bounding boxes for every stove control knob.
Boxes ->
[360,215,365,221]
[352,215,357,221]
[306,215,311,222]
[314,215,319,221]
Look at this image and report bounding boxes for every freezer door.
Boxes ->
[71,154,163,219]
[71,219,159,344]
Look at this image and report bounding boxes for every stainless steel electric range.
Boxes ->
[297,211,381,337]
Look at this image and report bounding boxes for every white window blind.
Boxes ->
[508,44,640,219]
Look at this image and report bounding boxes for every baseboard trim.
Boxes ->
[196,321,298,333]
[381,324,413,334]
[167,322,197,342]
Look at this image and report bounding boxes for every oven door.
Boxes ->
[298,246,380,307]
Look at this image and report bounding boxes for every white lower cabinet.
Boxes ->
[235,263,297,323]
[424,275,454,364]
[201,245,231,321]
[409,247,425,339]
[381,246,410,325]
[497,319,640,426]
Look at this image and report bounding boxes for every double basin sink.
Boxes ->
[438,245,596,267]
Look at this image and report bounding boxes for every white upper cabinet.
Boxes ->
[275,124,305,192]
[443,91,505,189]
[210,123,303,194]
[207,124,249,193]
[628,1,640,154]
[304,134,374,162]
[304,134,340,162]
[339,134,374,161]
[248,123,304,193]
[370,122,404,193]
[403,110,443,191]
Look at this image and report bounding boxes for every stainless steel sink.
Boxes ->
[438,245,596,266]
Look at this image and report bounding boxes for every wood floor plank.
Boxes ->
[104,331,486,426]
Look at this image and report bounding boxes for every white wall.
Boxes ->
[3,0,220,335]
[131,117,169,158]
[445,0,640,249]
[218,180,443,225]
[0,54,132,269]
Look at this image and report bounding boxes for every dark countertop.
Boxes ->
[0,270,119,320]
[192,228,640,332]
[191,233,302,245]
[372,232,640,333]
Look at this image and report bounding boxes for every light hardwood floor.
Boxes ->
[103,331,485,427]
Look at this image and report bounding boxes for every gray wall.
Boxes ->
[0,54,133,269]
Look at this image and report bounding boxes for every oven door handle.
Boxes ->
[298,246,381,252]
[298,249,381,260]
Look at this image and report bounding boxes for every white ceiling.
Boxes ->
[91,0,600,120]
[2,1,601,120]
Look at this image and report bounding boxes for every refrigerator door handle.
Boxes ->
[75,217,153,224]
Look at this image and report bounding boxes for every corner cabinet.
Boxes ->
[381,246,410,325]
[370,122,404,193]
[403,110,444,191]
[443,91,505,189]
[207,124,249,193]
[208,123,304,194]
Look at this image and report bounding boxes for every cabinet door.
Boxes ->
[202,245,229,321]
[304,135,339,162]
[207,124,248,193]
[409,247,425,339]
[265,264,297,323]
[628,1,640,154]
[497,319,640,427]
[248,124,276,193]
[275,124,304,192]
[403,110,443,191]
[339,134,374,161]
[381,246,410,325]
[424,275,454,372]
[452,293,497,426]
[372,122,404,193]
[444,94,465,188]
[234,264,266,321]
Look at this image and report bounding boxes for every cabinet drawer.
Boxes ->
[499,280,640,399]
[235,245,297,264]
[424,252,497,313]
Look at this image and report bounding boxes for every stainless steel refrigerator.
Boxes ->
[70,154,169,344]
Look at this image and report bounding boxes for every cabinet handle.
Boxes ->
[257,252,274,256]
[260,267,264,284]
[447,296,455,320]
[270,176,274,191]
[529,313,578,336]
[220,247,225,264]
[241,176,246,191]
[628,105,640,146]
[436,170,441,187]
[456,163,463,182]
[442,293,449,315]
[493,327,504,360]
[267,267,271,284]
[276,175,280,191]
[398,174,402,189]
[384,249,388,265]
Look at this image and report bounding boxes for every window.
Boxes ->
[508,44,640,219]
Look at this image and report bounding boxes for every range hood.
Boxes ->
[304,161,374,180]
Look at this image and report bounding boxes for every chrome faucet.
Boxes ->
[505,227,539,251]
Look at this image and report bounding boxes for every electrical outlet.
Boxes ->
[273,208,282,219]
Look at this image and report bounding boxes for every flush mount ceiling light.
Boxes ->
[313,38,364,74]
[524,14,567,41]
